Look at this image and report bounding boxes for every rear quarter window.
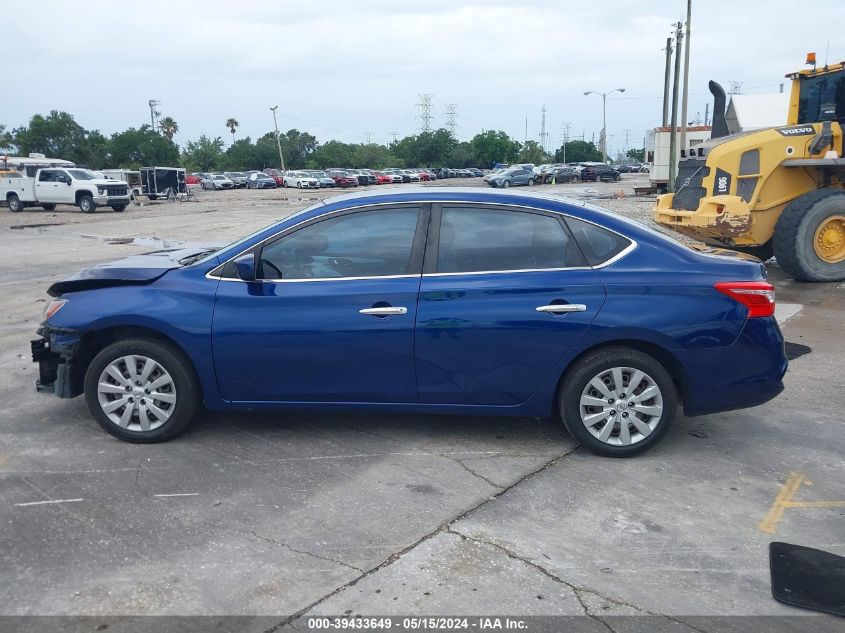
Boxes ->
[564,216,632,266]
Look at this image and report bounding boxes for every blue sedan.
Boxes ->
[31,189,787,456]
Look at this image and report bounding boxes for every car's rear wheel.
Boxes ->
[42,203,56,211]
[84,338,200,443]
[559,347,676,457]
[7,195,24,212]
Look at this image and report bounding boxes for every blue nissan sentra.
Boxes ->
[32,189,787,456]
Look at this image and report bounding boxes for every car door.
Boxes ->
[35,169,59,202]
[415,204,607,406]
[212,205,428,403]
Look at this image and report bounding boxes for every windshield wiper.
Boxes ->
[179,249,217,266]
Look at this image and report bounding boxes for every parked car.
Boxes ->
[262,168,285,186]
[486,166,535,188]
[414,170,431,182]
[348,169,377,186]
[546,166,580,183]
[223,172,248,188]
[247,172,277,189]
[382,169,411,183]
[376,170,403,184]
[185,174,202,185]
[401,170,421,183]
[371,171,394,185]
[32,188,787,457]
[201,174,235,190]
[467,168,484,177]
[582,165,621,182]
[2,167,131,213]
[306,171,336,188]
[326,170,359,188]
[283,171,320,189]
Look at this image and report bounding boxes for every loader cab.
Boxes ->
[787,63,845,126]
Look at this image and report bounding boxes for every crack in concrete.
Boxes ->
[263,446,580,632]
[211,524,364,574]
[449,457,504,490]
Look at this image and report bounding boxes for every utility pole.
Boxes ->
[364,131,374,144]
[662,37,673,127]
[561,122,571,163]
[389,132,398,145]
[417,94,433,133]
[445,104,457,137]
[148,99,161,129]
[704,102,710,126]
[679,0,692,157]
[668,21,683,191]
[269,105,286,173]
[524,117,528,144]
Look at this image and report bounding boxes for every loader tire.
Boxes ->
[733,242,774,262]
[774,189,845,282]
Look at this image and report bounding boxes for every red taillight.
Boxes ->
[714,281,775,318]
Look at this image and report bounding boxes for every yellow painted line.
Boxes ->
[783,500,845,508]
[758,471,805,534]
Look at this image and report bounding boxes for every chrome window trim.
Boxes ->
[205,199,637,283]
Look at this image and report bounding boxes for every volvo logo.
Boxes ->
[776,125,815,136]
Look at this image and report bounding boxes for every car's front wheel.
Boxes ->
[84,338,200,443]
[559,347,676,457]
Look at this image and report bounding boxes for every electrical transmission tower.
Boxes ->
[364,131,374,144]
[445,104,457,137]
[417,94,434,133]
[539,105,549,152]
[148,99,161,129]
[389,132,398,145]
[728,81,744,95]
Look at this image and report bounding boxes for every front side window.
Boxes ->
[436,207,581,273]
[259,207,421,280]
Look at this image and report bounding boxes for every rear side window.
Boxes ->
[564,217,632,266]
[38,170,55,182]
[436,207,583,273]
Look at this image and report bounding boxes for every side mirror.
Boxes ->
[234,253,256,281]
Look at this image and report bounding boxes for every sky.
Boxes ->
[4,0,845,158]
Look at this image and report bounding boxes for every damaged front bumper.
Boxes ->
[654,193,763,247]
[31,326,85,398]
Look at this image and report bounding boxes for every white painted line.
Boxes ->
[152,493,199,498]
[776,302,803,326]
[14,498,83,507]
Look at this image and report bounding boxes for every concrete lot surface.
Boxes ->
[0,177,842,631]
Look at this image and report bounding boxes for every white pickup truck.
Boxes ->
[1,167,132,213]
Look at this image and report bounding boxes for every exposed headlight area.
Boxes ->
[43,298,67,321]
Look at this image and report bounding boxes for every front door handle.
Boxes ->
[536,304,587,314]
[359,306,408,316]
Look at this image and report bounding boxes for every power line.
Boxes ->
[417,94,434,133]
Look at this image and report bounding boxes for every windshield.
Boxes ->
[213,175,227,180]
[256,174,272,179]
[67,169,98,180]
[228,172,245,177]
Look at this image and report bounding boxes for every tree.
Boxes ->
[279,129,317,168]
[469,130,520,168]
[110,126,179,168]
[0,124,14,152]
[76,130,111,169]
[13,111,87,161]
[311,140,355,169]
[225,118,239,145]
[158,116,179,140]
[223,137,258,170]
[626,148,645,162]
[181,135,225,172]
[517,140,552,165]
[554,140,603,163]
[255,132,285,169]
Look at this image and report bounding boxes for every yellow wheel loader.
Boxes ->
[654,58,845,281]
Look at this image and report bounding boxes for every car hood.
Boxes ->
[47,246,216,297]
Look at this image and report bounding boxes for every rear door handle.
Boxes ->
[536,304,587,313]
[359,306,408,316]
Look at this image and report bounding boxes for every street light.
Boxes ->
[583,88,625,163]
[269,105,286,173]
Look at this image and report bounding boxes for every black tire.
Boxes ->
[78,195,96,213]
[558,346,677,457]
[773,189,845,281]
[84,338,200,443]
[111,204,127,212]
[615,174,621,182]
[42,203,56,211]
[8,194,24,212]
[149,194,158,200]
[528,178,534,186]
[733,242,774,262]
[297,182,302,189]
